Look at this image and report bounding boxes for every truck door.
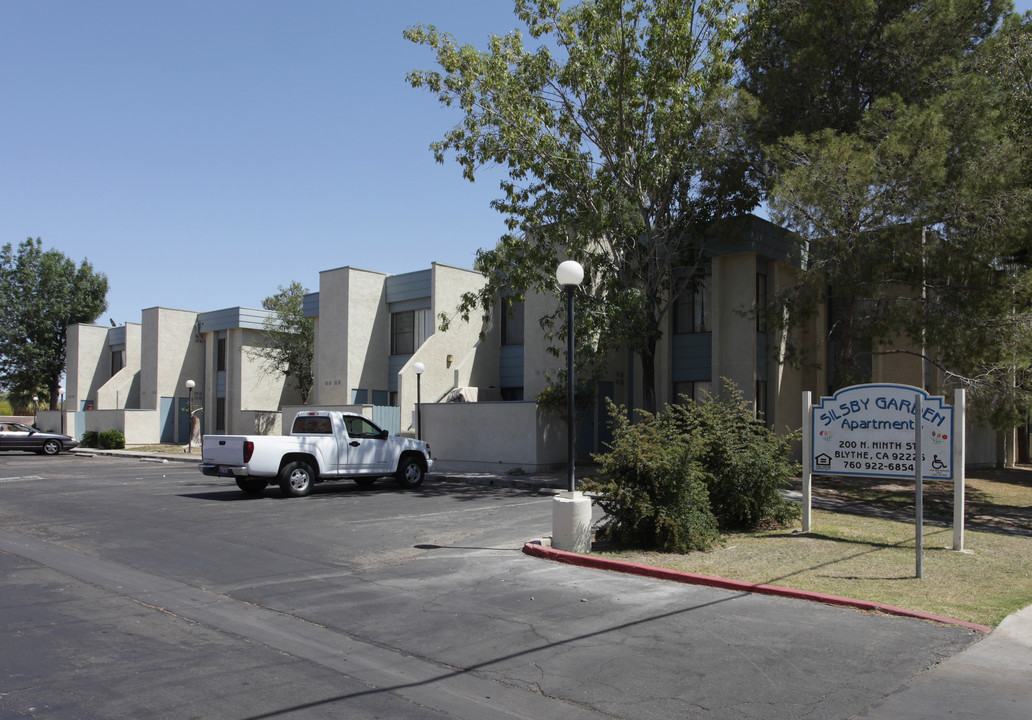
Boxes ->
[340,416,392,472]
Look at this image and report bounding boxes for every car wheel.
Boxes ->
[279,461,314,498]
[235,477,268,495]
[42,439,62,456]
[395,455,425,489]
[354,477,377,488]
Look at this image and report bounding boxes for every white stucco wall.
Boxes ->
[313,267,388,405]
[237,329,292,411]
[396,263,492,435]
[65,324,110,411]
[421,401,566,473]
[139,307,202,411]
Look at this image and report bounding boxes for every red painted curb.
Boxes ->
[523,539,992,634]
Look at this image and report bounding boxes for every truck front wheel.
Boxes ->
[279,461,315,497]
[395,455,426,489]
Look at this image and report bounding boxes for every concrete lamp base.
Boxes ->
[552,491,592,553]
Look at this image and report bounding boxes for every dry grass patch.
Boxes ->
[592,468,1032,628]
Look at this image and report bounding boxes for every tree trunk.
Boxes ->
[190,414,201,446]
[640,344,658,414]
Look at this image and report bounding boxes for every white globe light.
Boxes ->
[413,362,426,375]
[556,260,584,287]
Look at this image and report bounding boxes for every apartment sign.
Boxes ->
[811,384,953,480]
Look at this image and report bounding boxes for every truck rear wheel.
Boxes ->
[279,461,314,497]
[235,477,268,495]
[395,455,425,489]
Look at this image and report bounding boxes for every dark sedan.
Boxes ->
[0,421,79,455]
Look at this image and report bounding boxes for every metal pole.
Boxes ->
[566,285,576,493]
[915,394,924,579]
[953,389,966,551]
[187,388,193,453]
[802,391,812,532]
[416,375,422,441]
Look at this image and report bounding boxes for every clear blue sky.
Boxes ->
[3,1,1030,328]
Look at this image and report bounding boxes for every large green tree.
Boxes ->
[0,238,108,408]
[740,1,1032,424]
[252,281,315,404]
[740,0,1008,141]
[406,0,761,412]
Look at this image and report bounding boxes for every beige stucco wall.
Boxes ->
[711,253,759,405]
[139,307,203,411]
[770,262,812,436]
[397,263,492,435]
[236,327,302,412]
[522,284,566,401]
[96,322,142,409]
[313,267,388,405]
[421,400,566,472]
[65,324,110,411]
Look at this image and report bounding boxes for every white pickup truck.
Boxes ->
[199,411,433,497]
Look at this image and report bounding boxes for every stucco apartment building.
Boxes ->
[61,305,300,444]
[57,215,1005,469]
[59,263,489,446]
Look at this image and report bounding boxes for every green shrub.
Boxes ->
[97,429,126,450]
[80,430,99,448]
[585,380,800,553]
[673,381,800,531]
[584,403,720,553]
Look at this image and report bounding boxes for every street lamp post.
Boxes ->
[32,395,38,426]
[185,379,196,452]
[556,260,584,492]
[413,362,425,440]
[58,386,65,434]
[552,260,591,553]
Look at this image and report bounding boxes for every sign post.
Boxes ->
[802,391,812,532]
[914,395,923,579]
[953,389,967,551]
[804,384,967,575]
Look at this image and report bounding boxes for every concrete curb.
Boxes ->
[71,449,202,464]
[523,538,992,633]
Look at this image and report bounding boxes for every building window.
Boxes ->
[390,309,432,356]
[501,298,524,346]
[673,381,695,404]
[756,273,768,333]
[673,276,711,334]
[217,338,227,371]
[673,381,712,404]
[110,349,125,377]
[501,387,524,401]
[216,397,226,433]
[391,311,415,355]
[756,380,768,422]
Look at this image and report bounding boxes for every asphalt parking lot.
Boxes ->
[0,454,984,719]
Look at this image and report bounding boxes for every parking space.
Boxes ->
[0,456,981,719]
